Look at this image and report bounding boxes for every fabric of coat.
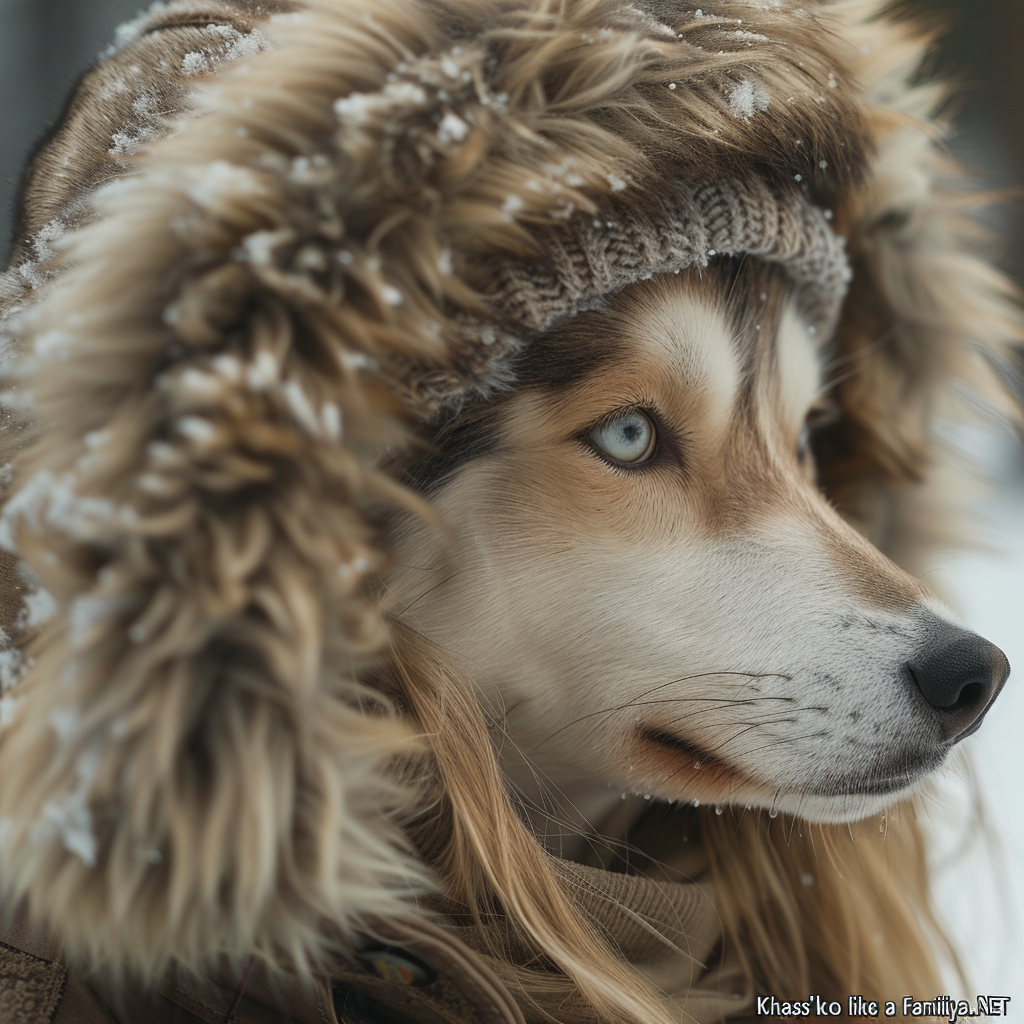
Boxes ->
[0,0,1018,1021]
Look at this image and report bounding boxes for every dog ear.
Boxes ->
[814,2,1024,569]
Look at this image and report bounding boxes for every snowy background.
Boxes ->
[1,0,1023,1009]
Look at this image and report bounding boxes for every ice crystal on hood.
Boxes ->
[20,588,58,629]
[437,111,470,144]
[109,127,156,157]
[187,161,263,210]
[176,417,217,443]
[607,173,628,192]
[33,220,66,263]
[0,650,23,692]
[728,79,771,118]
[321,403,342,441]
[132,93,159,117]
[34,748,102,867]
[183,51,212,76]
[335,81,427,126]
[182,26,271,77]
[282,380,320,434]
[502,194,524,218]
[0,470,131,552]
[733,30,769,42]
[246,350,279,390]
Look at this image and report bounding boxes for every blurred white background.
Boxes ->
[927,427,1024,1006]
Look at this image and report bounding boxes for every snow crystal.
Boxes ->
[381,285,404,306]
[100,76,131,100]
[437,112,470,144]
[183,51,212,76]
[321,403,342,442]
[334,93,376,124]
[224,26,271,61]
[334,81,427,126]
[0,695,20,728]
[178,368,224,398]
[607,173,628,192]
[20,588,58,629]
[733,30,769,42]
[35,748,102,867]
[176,417,217,443]
[187,161,263,210]
[819,159,828,170]
[0,470,124,552]
[0,639,24,692]
[33,220,66,263]
[502,194,524,218]
[246,350,278,390]
[437,248,453,275]
[828,72,837,89]
[823,209,834,221]
[131,93,159,117]
[341,351,377,372]
[109,127,156,157]
[282,380,320,434]
[728,79,771,119]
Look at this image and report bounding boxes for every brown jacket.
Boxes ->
[3,860,754,1023]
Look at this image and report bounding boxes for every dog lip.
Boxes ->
[637,726,732,771]
[816,750,946,798]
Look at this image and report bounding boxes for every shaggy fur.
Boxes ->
[0,0,1020,1020]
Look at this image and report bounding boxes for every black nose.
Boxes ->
[906,627,1010,742]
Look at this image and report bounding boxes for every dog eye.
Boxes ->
[797,423,811,463]
[590,411,657,465]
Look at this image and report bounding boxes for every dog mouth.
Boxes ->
[635,725,946,804]
[633,726,764,800]
[814,748,947,799]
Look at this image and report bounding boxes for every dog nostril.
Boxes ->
[906,630,1010,742]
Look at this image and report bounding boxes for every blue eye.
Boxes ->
[590,411,656,465]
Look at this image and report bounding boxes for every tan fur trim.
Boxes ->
[818,0,1024,570]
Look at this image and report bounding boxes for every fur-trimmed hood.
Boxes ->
[0,0,1020,1014]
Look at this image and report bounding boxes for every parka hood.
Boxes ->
[0,0,1019,989]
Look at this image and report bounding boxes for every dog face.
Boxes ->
[386,265,1009,825]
